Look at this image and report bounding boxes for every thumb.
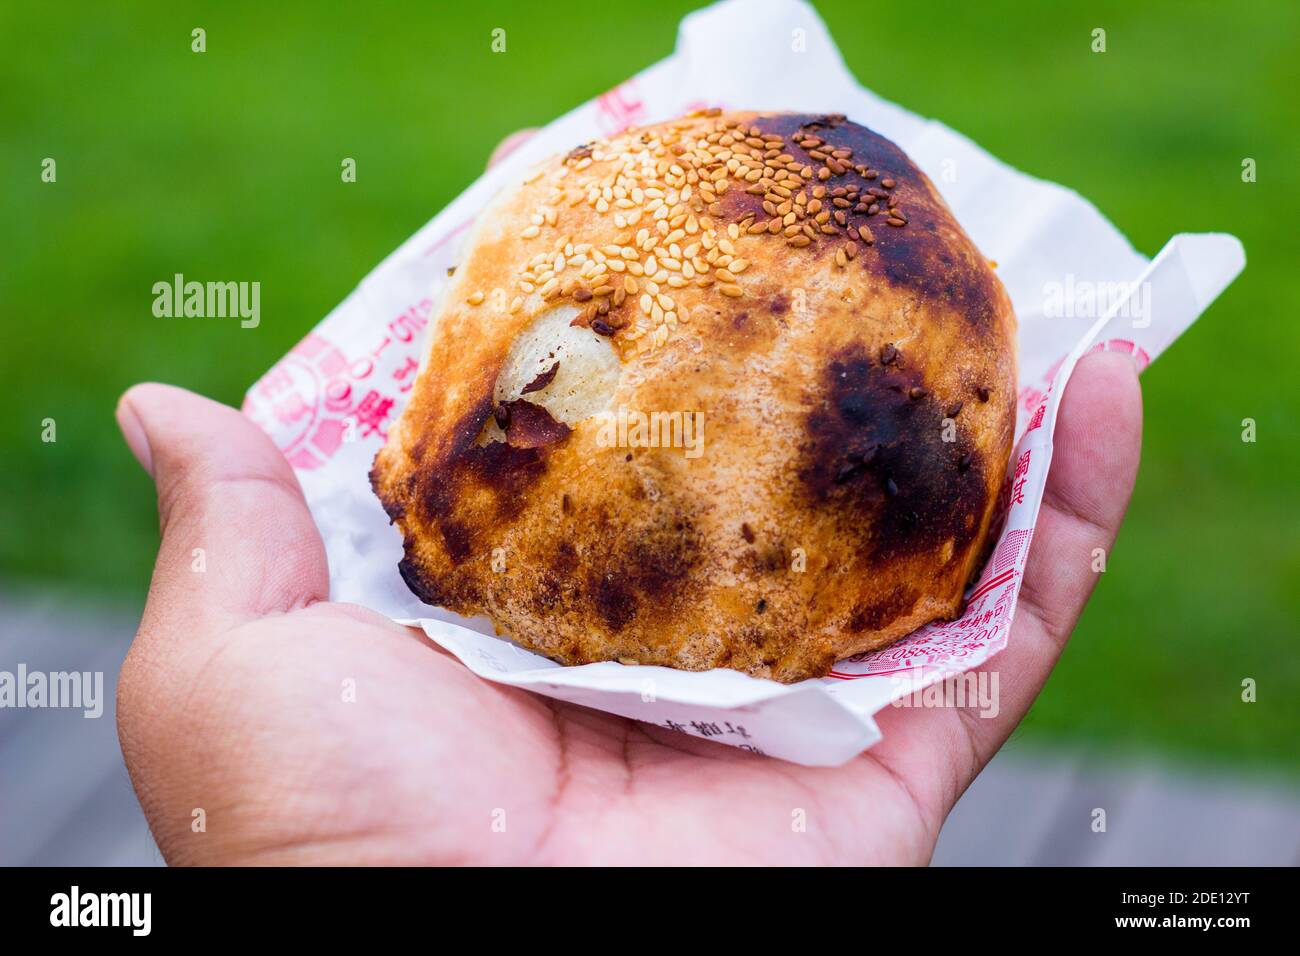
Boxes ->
[117,383,329,640]
[869,350,1143,830]
[957,349,1143,764]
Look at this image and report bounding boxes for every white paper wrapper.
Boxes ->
[243,0,1244,766]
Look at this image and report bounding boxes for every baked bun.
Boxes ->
[372,110,1016,683]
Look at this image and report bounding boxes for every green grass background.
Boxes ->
[2,1,1296,768]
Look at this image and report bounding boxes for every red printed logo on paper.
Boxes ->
[244,333,350,470]
[245,300,434,469]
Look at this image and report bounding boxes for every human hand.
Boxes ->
[114,347,1139,865]
[115,129,1142,865]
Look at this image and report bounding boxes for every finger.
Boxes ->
[965,349,1143,758]
[117,383,329,640]
[488,128,538,169]
[868,350,1143,831]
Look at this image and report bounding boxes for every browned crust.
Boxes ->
[372,110,1017,683]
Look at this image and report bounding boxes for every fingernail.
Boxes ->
[116,394,154,477]
[1088,346,1142,375]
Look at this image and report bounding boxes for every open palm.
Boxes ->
[115,349,1140,866]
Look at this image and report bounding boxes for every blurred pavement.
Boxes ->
[2,589,1297,866]
[0,590,160,866]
